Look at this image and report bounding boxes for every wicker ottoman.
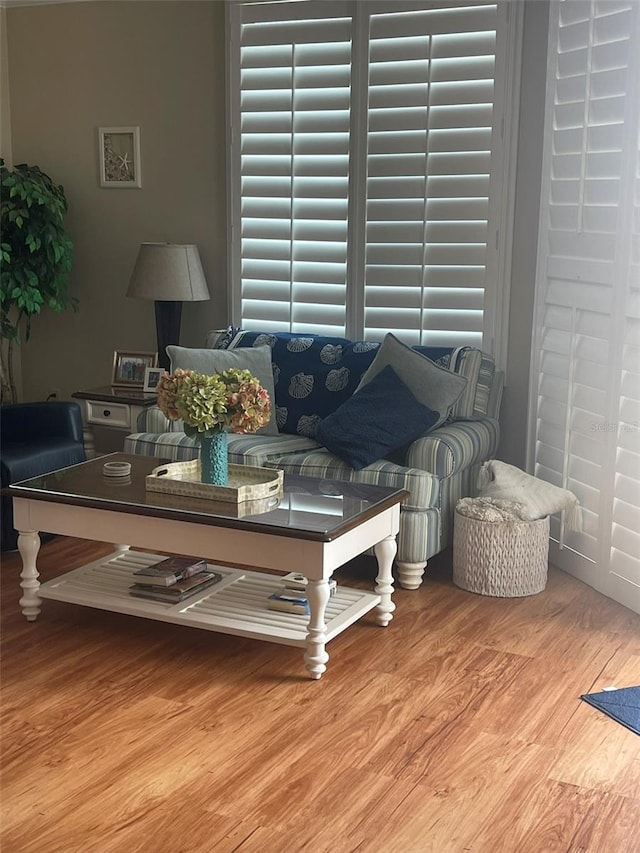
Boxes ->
[453,501,550,597]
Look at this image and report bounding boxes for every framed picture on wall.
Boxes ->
[99,126,141,188]
[112,351,157,387]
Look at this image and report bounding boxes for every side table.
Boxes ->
[72,386,158,458]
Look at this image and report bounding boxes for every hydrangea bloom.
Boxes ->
[156,367,271,439]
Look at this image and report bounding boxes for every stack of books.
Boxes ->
[266,572,336,615]
[129,556,222,603]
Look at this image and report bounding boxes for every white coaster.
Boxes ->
[103,461,132,478]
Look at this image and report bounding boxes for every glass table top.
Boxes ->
[8,454,406,542]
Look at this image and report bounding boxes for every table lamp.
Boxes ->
[126,243,210,371]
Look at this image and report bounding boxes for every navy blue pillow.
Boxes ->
[315,364,440,469]
[224,331,380,436]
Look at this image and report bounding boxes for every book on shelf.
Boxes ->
[267,593,310,616]
[273,592,309,604]
[132,556,208,587]
[129,570,223,603]
[280,575,337,598]
[281,572,307,592]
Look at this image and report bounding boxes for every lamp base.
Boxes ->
[155,301,182,371]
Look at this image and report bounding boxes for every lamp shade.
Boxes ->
[126,243,210,371]
[126,243,209,302]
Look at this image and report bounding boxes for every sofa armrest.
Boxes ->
[405,418,500,478]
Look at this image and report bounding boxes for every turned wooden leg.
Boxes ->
[374,535,397,626]
[395,560,427,590]
[18,531,41,622]
[304,578,331,680]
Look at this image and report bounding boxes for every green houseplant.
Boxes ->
[0,159,76,402]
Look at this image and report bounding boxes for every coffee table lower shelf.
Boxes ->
[38,550,381,648]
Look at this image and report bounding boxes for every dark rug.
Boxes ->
[580,686,640,735]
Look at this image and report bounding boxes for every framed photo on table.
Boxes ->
[143,366,163,393]
[112,351,157,388]
[99,126,141,188]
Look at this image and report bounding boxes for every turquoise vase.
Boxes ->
[200,430,228,486]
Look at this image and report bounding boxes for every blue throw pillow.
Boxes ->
[224,331,381,436]
[316,365,440,469]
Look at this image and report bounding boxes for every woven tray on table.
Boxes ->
[453,508,550,597]
[146,460,284,504]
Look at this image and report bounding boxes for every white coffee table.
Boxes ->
[10,454,406,679]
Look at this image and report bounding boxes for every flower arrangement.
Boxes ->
[156,367,271,439]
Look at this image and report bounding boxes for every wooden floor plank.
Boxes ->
[1,536,639,853]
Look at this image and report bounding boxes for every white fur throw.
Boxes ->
[477,460,582,531]
[456,497,532,523]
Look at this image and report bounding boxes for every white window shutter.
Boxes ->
[363,4,498,346]
[230,3,353,336]
[611,135,640,604]
[529,0,640,611]
[228,0,518,352]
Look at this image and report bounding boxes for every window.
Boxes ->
[529,0,640,611]
[227,0,521,355]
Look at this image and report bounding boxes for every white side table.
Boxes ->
[72,386,158,458]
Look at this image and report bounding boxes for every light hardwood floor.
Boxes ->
[1,536,639,853]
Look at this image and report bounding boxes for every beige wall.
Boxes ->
[1,7,11,165]
[1,5,22,400]
[5,0,227,402]
[4,0,548,469]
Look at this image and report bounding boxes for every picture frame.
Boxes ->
[143,366,163,393]
[99,126,141,188]
[112,351,157,387]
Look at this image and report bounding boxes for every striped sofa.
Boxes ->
[124,330,503,590]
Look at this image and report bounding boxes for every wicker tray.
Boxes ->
[146,489,281,517]
[146,460,284,503]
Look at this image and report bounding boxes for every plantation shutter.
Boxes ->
[230,2,353,335]
[364,2,499,347]
[612,135,640,606]
[529,0,640,610]
[228,0,517,348]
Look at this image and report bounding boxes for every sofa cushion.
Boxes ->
[261,448,439,511]
[412,346,499,420]
[316,365,439,470]
[166,344,278,435]
[221,331,380,437]
[357,333,467,429]
[123,430,320,465]
[210,328,501,421]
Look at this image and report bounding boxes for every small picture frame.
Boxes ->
[112,351,157,387]
[143,366,163,393]
[99,126,141,188]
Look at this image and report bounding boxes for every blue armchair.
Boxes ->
[1,401,86,551]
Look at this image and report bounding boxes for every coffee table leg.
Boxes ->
[304,578,331,680]
[18,530,41,622]
[374,534,397,627]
